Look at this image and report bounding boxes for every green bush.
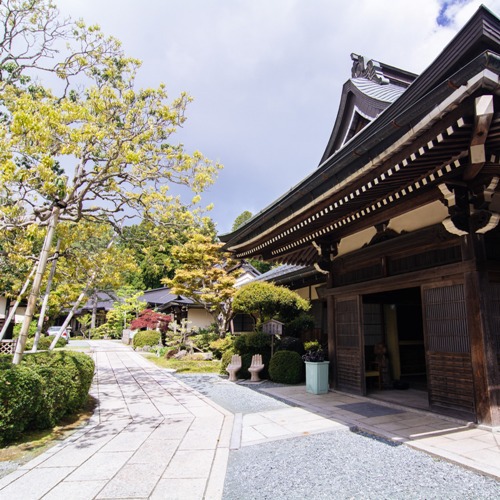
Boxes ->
[192,325,219,352]
[0,351,95,445]
[269,350,304,384]
[133,330,161,349]
[208,335,234,359]
[23,351,95,414]
[0,364,44,443]
[13,320,38,338]
[25,336,67,351]
[233,332,271,355]
[219,349,235,375]
[285,314,315,338]
[277,336,305,355]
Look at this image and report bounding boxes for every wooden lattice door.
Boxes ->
[334,296,363,394]
[422,284,475,418]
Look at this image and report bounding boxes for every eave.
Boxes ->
[224,64,500,266]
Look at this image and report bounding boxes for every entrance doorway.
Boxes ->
[362,288,428,410]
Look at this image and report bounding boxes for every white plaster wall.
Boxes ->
[187,308,213,330]
[0,296,6,318]
[294,285,320,301]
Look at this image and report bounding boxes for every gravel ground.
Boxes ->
[174,373,289,414]
[176,374,500,500]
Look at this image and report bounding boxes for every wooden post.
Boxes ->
[326,271,336,388]
[462,231,500,426]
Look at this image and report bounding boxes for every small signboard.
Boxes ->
[262,319,283,336]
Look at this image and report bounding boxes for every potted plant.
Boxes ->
[302,341,329,394]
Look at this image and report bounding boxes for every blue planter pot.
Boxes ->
[305,361,330,394]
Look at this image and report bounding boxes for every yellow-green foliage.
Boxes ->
[133,330,161,349]
[233,281,310,326]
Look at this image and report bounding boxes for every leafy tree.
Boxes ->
[130,309,171,333]
[165,231,240,337]
[0,1,220,362]
[233,281,310,327]
[104,290,146,338]
[119,221,189,290]
[232,210,253,231]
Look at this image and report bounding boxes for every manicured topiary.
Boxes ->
[22,351,95,426]
[0,364,44,443]
[26,336,67,350]
[269,350,304,384]
[0,351,95,444]
[132,330,161,349]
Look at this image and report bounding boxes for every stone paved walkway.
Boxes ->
[0,341,233,500]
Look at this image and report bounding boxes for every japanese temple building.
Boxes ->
[221,6,500,426]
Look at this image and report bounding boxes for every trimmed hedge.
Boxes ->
[269,350,304,384]
[133,330,161,349]
[233,332,271,355]
[0,351,95,445]
[26,336,67,350]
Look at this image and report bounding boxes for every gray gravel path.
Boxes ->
[174,373,288,414]
[176,374,500,500]
[223,431,500,500]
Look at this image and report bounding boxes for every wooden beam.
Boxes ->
[464,95,494,181]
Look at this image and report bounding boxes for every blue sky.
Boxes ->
[60,0,500,234]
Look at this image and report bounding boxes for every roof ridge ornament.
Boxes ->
[351,53,389,85]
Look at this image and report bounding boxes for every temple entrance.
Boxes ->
[362,288,429,410]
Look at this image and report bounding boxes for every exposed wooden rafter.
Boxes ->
[464,94,494,181]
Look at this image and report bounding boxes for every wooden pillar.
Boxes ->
[327,295,336,387]
[326,273,336,388]
[384,304,400,381]
[462,232,500,426]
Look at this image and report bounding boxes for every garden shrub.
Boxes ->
[233,332,271,355]
[192,325,219,352]
[219,349,235,375]
[0,351,95,445]
[208,335,234,359]
[12,320,38,338]
[132,330,161,349]
[0,363,43,444]
[269,350,304,384]
[25,336,67,351]
[284,314,315,338]
[277,336,305,355]
[23,351,95,416]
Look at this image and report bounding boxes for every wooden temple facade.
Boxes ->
[221,7,500,426]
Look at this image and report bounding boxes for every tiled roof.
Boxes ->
[351,77,407,103]
[139,287,196,306]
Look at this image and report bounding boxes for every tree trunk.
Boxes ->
[91,291,98,330]
[48,289,86,349]
[32,239,61,352]
[13,206,60,364]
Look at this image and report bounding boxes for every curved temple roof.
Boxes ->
[221,6,500,267]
